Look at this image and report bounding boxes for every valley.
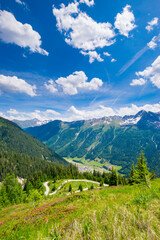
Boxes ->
[26,111,160,176]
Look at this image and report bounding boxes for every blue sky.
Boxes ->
[0,0,160,122]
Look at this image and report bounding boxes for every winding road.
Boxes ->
[43,179,108,196]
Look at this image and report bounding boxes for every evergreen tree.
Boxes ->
[69,184,72,192]
[150,170,156,180]
[109,168,118,186]
[0,174,23,206]
[100,181,104,187]
[90,184,94,190]
[52,185,56,192]
[135,151,151,187]
[128,164,136,185]
[79,184,83,192]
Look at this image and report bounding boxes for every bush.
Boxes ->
[52,185,56,192]
[90,184,94,190]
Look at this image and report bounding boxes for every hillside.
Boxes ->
[26,111,160,176]
[0,179,159,239]
[0,117,67,165]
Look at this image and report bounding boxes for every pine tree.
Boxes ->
[135,151,151,188]
[69,184,72,192]
[100,181,104,187]
[90,184,94,190]
[128,164,136,185]
[0,174,23,206]
[109,168,118,186]
[79,184,83,192]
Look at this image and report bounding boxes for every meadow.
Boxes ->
[0,179,160,240]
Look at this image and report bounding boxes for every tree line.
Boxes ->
[0,150,156,208]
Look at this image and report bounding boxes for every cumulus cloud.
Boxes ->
[79,0,94,7]
[7,109,19,115]
[68,105,115,120]
[111,58,117,63]
[44,80,58,93]
[132,56,160,89]
[5,109,61,121]
[53,1,115,61]
[80,50,104,63]
[114,5,136,37]
[0,10,48,55]
[68,103,160,121]
[53,3,137,63]
[146,17,159,32]
[117,104,160,116]
[130,78,147,86]
[55,71,103,95]
[104,52,111,57]
[2,103,160,122]
[0,74,37,96]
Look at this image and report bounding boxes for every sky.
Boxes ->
[0,0,160,122]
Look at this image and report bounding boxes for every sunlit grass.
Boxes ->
[0,179,160,239]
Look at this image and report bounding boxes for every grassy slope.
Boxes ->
[48,180,101,196]
[0,179,160,240]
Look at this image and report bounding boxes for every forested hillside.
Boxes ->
[0,117,67,165]
[26,111,160,176]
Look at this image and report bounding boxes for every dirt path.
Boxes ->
[43,179,108,196]
[43,181,50,196]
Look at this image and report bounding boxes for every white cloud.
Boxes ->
[5,109,61,121]
[55,71,103,95]
[114,5,136,37]
[80,50,104,63]
[0,74,37,96]
[44,80,58,93]
[53,2,115,54]
[79,0,94,7]
[130,78,147,86]
[0,10,48,55]
[133,56,160,89]
[15,0,26,6]
[2,103,160,122]
[68,103,160,121]
[117,103,160,116]
[146,17,159,32]
[104,52,111,57]
[111,58,117,63]
[147,36,157,49]
[7,109,19,115]
[68,105,115,120]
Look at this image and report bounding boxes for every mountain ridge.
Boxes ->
[26,111,160,176]
[0,116,67,165]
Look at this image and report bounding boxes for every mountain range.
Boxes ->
[13,118,49,129]
[26,111,160,176]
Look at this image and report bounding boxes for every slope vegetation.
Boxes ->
[0,117,67,165]
[0,179,159,239]
[26,111,160,176]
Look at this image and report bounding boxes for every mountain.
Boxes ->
[0,117,67,165]
[26,111,160,176]
[13,118,50,128]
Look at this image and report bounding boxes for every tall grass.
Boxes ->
[0,179,160,240]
